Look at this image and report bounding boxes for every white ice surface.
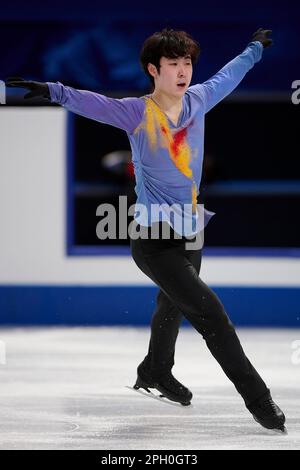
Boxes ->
[0,327,299,450]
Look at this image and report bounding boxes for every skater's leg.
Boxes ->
[131,235,268,406]
[142,290,184,376]
[142,248,202,377]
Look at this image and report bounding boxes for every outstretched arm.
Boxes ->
[5,78,144,134]
[188,28,273,113]
[47,82,144,133]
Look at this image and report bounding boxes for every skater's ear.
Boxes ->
[147,63,159,80]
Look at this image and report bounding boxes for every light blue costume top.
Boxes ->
[48,41,263,236]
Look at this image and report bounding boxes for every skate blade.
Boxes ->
[271,425,288,435]
[125,386,193,408]
[257,423,288,435]
[254,417,288,435]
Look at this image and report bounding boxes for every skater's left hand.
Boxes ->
[251,28,273,48]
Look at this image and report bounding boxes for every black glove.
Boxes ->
[251,28,273,48]
[5,77,50,99]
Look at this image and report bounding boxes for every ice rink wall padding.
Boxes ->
[0,285,300,327]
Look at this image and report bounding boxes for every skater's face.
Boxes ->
[148,55,193,98]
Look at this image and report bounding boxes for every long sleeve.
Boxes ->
[187,41,264,113]
[46,81,145,134]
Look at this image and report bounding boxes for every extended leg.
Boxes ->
[131,236,268,406]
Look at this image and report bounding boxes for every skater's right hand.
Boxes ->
[5,77,50,99]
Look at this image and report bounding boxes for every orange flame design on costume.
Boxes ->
[135,98,198,213]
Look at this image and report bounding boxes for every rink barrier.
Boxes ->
[0,285,299,327]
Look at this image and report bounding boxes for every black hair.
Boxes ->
[140,28,200,86]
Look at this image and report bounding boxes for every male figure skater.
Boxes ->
[6,27,286,432]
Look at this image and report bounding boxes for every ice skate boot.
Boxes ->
[134,362,192,406]
[247,392,286,433]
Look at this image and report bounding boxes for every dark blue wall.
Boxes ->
[0,285,299,327]
[1,1,298,92]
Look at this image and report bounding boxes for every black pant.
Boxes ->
[130,222,269,406]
